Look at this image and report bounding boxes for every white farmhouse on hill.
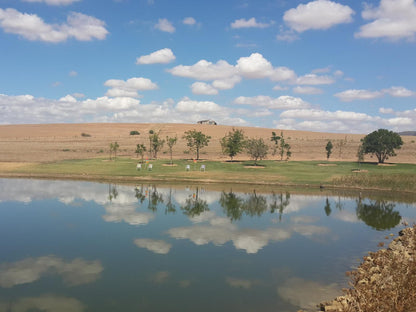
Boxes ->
[197,119,217,125]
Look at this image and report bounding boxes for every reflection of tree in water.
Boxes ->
[181,187,209,217]
[335,196,344,211]
[134,185,164,212]
[134,185,146,203]
[269,191,290,221]
[220,190,244,221]
[220,190,290,221]
[241,190,268,217]
[165,188,176,214]
[147,185,164,212]
[108,184,118,202]
[356,199,401,231]
[324,197,331,216]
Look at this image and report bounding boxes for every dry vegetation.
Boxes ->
[0,123,415,164]
[319,225,416,312]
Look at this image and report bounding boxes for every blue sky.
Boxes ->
[0,0,415,133]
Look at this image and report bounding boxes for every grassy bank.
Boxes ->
[2,158,416,193]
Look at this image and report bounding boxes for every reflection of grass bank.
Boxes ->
[2,159,416,192]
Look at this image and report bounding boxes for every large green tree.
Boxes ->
[361,129,403,163]
[220,128,246,161]
[183,129,211,160]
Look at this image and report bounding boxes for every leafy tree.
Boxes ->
[130,130,140,135]
[148,129,154,158]
[220,128,246,161]
[245,138,268,165]
[149,131,165,159]
[336,136,347,159]
[166,136,178,165]
[361,129,403,163]
[271,131,291,160]
[183,129,211,160]
[135,143,146,163]
[270,131,281,152]
[109,141,119,160]
[325,140,333,160]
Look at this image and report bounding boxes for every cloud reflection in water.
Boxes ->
[0,256,103,288]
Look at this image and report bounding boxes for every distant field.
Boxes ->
[0,123,415,163]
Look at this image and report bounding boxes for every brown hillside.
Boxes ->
[0,123,415,164]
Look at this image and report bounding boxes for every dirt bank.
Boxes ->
[319,225,416,312]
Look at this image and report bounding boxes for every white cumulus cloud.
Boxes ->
[296,74,335,85]
[231,17,272,29]
[191,82,219,95]
[0,8,108,42]
[383,86,415,97]
[355,0,416,40]
[234,95,310,110]
[104,77,158,98]
[334,89,383,101]
[168,59,237,80]
[176,97,223,113]
[136,48,176,65]
[293,86,323,94]
[183,17,196,25]
[283,0,354,32]
[155,18,175,33]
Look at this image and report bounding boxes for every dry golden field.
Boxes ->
[0,123,415,164]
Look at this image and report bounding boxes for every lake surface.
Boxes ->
[0,178,415,312]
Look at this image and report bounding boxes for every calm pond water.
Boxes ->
[0,178,415,312]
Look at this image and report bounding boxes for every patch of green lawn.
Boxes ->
[8,158,416,192]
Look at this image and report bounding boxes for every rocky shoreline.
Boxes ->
[317,225,416,312]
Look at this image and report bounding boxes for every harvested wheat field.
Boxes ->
[0,123,415,164]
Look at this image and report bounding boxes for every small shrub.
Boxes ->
[130,130,140,135]
[62,149,70,152]
[81,132,91,137]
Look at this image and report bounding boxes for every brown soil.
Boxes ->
[319,225,416,312]
[0,123,415,164]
